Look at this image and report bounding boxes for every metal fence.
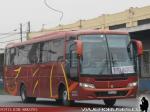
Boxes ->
[139,50,150,92]
[141,50,150,78]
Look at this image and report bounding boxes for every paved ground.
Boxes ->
[0,94,149,112]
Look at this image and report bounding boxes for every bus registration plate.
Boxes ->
[112,66,134,74]
[108,91,117,94]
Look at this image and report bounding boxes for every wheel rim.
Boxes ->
[63,90,67,101]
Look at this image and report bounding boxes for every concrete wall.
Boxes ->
[29,5,150,38]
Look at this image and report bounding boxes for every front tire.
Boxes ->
[103,99,116,107]
[61,87,74,106]
[20,85,36,103]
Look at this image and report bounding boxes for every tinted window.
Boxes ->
[28,43,40,64]
[16,45,32,65]
[51,39,64,61]
[6,49,10,65]
[5,39,64,65]
[10,48,16,65]
[40,41,52,63]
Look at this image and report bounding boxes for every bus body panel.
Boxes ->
[3,30,139,103]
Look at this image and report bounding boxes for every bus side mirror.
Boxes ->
[131,39,143,56]
[74,40,83,57]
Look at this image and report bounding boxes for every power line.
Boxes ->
[0,22,28,37]
[43,0,64,22]
[0,33,19,39]
[0,39,20,44]
[0,32,26,39]
[0,32,19,36]
[0,36,26,44]
[0,29,18,36]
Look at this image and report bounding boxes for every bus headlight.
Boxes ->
[79,83,95,89]
[127,82,137,88]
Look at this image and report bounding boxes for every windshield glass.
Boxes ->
[79,35,111,75]
[107,34,135,75]
[79,34,135,75]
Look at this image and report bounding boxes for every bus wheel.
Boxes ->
[61,87,74,106]
[20,85,36,103]
[103,99,116,107]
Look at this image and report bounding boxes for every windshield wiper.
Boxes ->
[110,52,118,66]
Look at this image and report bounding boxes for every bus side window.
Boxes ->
[16,45,31,65]
[28,43,40,64]
[6,49,10,65]
[10,48,16,65]
[40,41,52,63]
[51,39,64,61]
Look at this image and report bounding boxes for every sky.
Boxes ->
[0,0,150,48]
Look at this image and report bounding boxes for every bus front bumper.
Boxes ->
[75,87,137,100]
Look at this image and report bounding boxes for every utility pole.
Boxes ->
[27,21,30,40]
[20,23,22,42]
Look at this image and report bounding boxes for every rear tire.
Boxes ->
[103,99,116,107]
[20,85,36,103]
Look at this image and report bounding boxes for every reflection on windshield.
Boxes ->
[107,35,135,74]
[79,34,135,75]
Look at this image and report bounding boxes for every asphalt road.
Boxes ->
[0,94,149,112]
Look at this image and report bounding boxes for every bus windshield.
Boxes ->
[79,34,135,76]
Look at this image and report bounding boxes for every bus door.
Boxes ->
[66,39,79,86]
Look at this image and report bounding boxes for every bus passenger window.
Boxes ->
[6,49,10,65]
[10,48,16,65]
[40,41,51,63]
[28,44,40,64]
[51,39,64,61]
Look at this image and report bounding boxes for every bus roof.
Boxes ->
[6,29,128,48]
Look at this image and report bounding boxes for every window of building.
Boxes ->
[138,18,150,25]
[109,23,126,30]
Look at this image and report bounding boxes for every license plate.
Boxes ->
[112,66,135,74]
[108,91,117,94]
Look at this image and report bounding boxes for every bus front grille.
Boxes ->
[95,91,128,97]
[95,77,128,81]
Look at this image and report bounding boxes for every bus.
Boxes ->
[3,30,143,106]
